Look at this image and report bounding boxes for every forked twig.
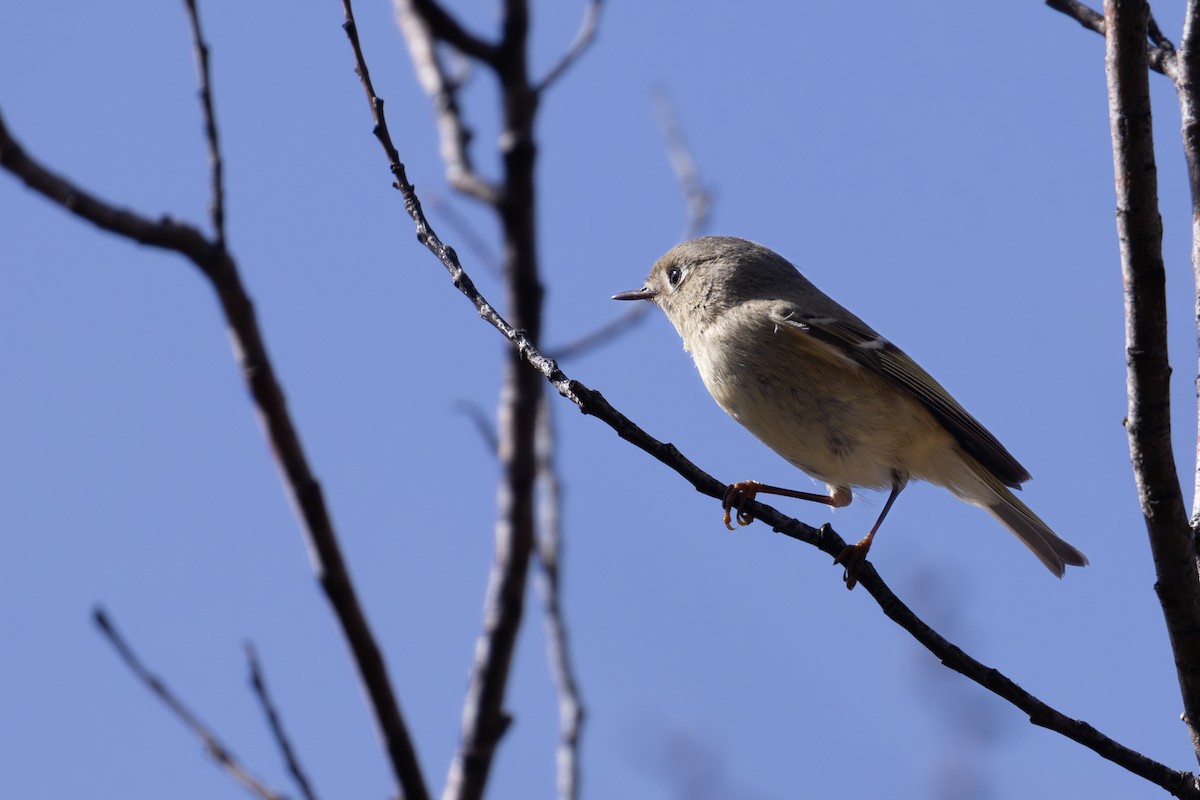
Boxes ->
[1045,0,1179,77]
[0,9,429,794]
[93,609,284,800]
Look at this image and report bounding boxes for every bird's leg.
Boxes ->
[723,480,851,530]
[834,472,908,590]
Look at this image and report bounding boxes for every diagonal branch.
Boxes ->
[246,644,320,800]
[409,0,497,63]
[182,0,226,247]
[1105,0,1200,765]
[94,609,285,800]
[1046,0,1179,77]
[0,107,430,800]
[339,10,1200,792]
[535,0,603,94]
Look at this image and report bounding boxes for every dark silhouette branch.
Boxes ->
[93,609,285,800]
[0,74,430,800]
[407,0,498,64]
[339,7,1200,790]
[183,0,226,247]
[246,644,320,800]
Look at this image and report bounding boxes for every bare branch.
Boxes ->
[549,86,712,363]
[1047,0,1106,34]
[535,0,603,94]
[425,190,501,273]
[651,87,713,241]
[1180,0,1200,533]
[452,399,500,454]
[1105,0,1200,765]
[394,0,502,205]
[93,609,285,800]
[548,303,651,362]
[0,106,430,800]
[246,644,320,800]
[1045,0,1179,77]
[182,0,226,247]
[1149,11,1178,57]
[338,14,1200,790]
[410,0,497,63]
[534,400,585,800]
[342,7,537,800]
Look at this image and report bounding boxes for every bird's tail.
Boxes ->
[985,484,1088,577]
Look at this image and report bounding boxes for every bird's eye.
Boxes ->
[667,266,683,287]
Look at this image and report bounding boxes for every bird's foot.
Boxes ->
[833,538,873,591]
[722,481,762,530]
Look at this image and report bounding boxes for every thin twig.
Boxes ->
[451,399,500,454]
[246,644,320,800]
[535,0,603,94]
[651,87,713,241]
[1105,0,1200,765]
[548,303,651,362]
[394,0,502,205]
[182,0,226,247]
[534,398,585,800]
[93,609,285,800]
[1046,0,1179,78]
[425,190,500,273]
[336,14,1200,790]
[0,107,430,800]
[550,86,711,363]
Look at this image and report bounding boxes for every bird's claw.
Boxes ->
[722,482,759,530]
[833,541,871,590]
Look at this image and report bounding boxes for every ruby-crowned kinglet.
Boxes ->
[614,236,1087,587]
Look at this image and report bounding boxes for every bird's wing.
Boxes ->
[769,305,1031,487]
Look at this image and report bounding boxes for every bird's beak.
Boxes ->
[612,286,657,301]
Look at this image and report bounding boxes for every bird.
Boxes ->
[613,236,1088,588]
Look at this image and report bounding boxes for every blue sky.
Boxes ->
[1,2,1195,798]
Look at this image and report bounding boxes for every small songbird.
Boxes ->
[613,236,1087,588]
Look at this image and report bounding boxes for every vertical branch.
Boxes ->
[1106,0,1200,762]
[1180,4,1200,530]
[443,1,541,793]
[534,398,585,800]
[182,0,226,247]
